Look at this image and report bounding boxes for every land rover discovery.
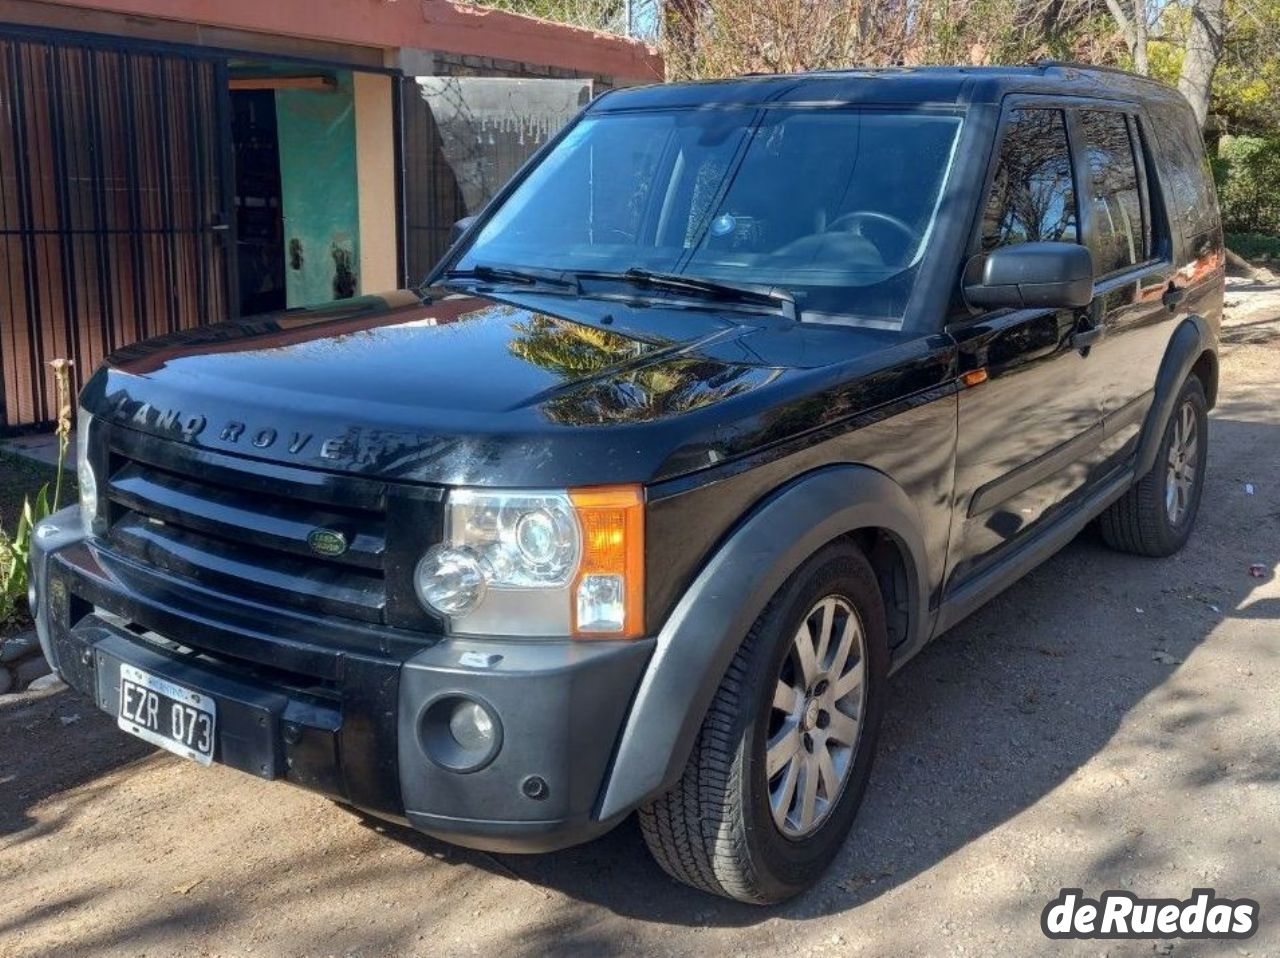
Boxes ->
[31,64,1223,903]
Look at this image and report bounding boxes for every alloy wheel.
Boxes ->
[765,595,867,839]
[1165,399,1199,526]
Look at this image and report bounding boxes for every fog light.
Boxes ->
[419,695,502,772]
[448,700,494,752]
[414,546,488,616]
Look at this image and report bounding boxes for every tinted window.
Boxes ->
[1149,101,1218,239]
[458,108,964,327]
[981,109,1078,251]
[1080,111,1148,273]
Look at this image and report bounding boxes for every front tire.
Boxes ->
[638,541,889,904]
[1099,375,1208,557]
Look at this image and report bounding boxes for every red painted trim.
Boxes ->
[36,0,664,81]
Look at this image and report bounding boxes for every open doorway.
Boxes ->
[230,88,285,315]
[228,62,362,316]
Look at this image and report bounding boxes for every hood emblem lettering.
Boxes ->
[104,399,390,466]
[217,419,309,453]
[125,402,206,441]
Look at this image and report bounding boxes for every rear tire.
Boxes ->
[638,540,889,904]
[1098,375,1208,557]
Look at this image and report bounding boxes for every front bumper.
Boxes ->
[31,507,654,852]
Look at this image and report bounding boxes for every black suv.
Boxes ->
[32,64,1222,904]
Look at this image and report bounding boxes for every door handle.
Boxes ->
[1162,284,1186,311]
[1071,325,1105,351]
[210,223,230,232]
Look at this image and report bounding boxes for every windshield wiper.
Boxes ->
[579,268,797,321]
[444,264,579,291]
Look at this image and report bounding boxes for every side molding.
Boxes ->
[1134,317,1212,479]
[596,465,930,821]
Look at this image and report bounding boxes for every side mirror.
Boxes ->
[449,215,478,246]
[964,242,1094,310]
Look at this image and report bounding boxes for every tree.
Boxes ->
[480,0,1277,143]
[1100,0,1230,124]
[1178,0,1228,125]
[477,0,631,34]
[1196,0,1280,134]
[1104,0,1152,74]
[658,0,1121,81]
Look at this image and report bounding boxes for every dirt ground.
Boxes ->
[2,278,1278,958]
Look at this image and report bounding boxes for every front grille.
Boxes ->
[101,425,442,631]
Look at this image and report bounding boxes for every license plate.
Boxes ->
[117,663,216,766]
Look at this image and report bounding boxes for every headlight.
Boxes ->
[414,486,644,639]
[414,545,488,616]
[77,408,99,539]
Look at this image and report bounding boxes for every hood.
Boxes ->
[82,290,935,486]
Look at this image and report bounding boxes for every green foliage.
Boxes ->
[1213,135,1280,236]
[0,357,74,627]
[0,484,51,626]
[658,0,1130,81]
[1211,0,1280,134]
[476,0,628,33]
[1225,232,1280,262]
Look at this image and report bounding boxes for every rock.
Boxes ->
[14,654,51,689]
[0,631,39,664]
[26,672,65,693]
[0,665,12,695]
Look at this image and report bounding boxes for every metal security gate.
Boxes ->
[402,76,468,284]
[0,31,230,429]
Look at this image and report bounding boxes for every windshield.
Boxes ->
[452,106,963,327]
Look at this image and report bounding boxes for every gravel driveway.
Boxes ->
[2,278,1278,958]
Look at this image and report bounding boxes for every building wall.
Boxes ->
[400,49,622,281]
[34,0,664,83]
[353,71,397,294]
[425,49,619,90]
[0,0,388,66]
[0,0,660,429]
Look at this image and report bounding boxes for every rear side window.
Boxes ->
[1079,111,1149,273]
[1149,101,1218,239]
[981,108,1078,251]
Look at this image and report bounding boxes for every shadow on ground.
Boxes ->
[346,418,1280,941]
[0,687,152,839]
[2,413,1276,956]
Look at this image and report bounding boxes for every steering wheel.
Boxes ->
[827,211,920,262]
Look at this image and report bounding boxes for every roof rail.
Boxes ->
[1028,58,1149,80]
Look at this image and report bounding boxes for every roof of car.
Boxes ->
[591,63,1190,113]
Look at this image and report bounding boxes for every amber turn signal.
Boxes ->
[569,485,645,639]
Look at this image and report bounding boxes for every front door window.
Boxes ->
[980,108,1078,252]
